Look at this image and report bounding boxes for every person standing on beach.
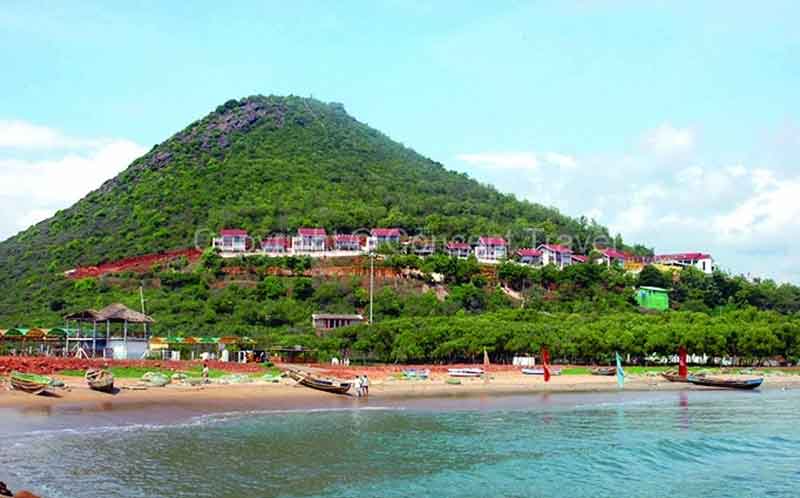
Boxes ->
[354,375,362,397]
[362,375,369,397]
[202,362,209,384]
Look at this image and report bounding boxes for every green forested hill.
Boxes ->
[0,95,620,323]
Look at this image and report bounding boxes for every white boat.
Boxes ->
[521,367,562,376]
[448,368,484,378]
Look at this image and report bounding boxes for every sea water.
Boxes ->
[1,390,799,498]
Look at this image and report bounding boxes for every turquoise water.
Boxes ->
[2,390,800,497]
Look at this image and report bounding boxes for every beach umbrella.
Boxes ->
[615,352,625,389]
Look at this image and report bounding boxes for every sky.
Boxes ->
[1,1,799,282]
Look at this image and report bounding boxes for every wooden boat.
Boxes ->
[403,369,430,380]
[661,370,689,382]
[687,374,763,390]
[85,368,115,393]
[521,367,562,376]
[286,369,352,395]
[447,368,484,378]
[10,371,53,395]
[590,366,616,376]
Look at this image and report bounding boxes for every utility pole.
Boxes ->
[369,251,375,325]
[139,284,147,336]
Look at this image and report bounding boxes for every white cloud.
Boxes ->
[712,179,800,245]
[0,120,100,150]
[456,152,539,170]
[0,120,146,240]
[642,123,695,157]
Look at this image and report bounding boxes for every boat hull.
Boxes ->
[286,370,352,395]
[85,369,115,393]
[10,372,52,395]
[590,367,616,376]
[661,371,689,383]
[447,368,484,378]
[521,368,562,376]
[687,375,763,390]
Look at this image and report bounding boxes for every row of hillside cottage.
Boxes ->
[212,228,715,274]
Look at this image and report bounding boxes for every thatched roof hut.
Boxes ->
[65,303,155,324]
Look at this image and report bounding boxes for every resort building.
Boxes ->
[537,244,573,269]
[213,228,248,252]
[516,248,542,266]
[652,253,715,274]
[261,235,289,254]
[409,239,436,257]
[366,228,402,252]
[334,234,362,252]
[446,242,472,259]
[312,313,366,335]
[635,286,670,311]
[475,237,507,262]
[292,228,327,252]
[598,248,627,267]
[571,254,587,264]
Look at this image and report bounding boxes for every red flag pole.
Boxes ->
[678,346,688,378]
[541,347,551,382]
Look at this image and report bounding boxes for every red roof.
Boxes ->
[371,228,401,237]
[478,236,507,246]
[572,255,587,263]
[335,234,361,242]
[447,242,472,250]
[517,248,542,257]
[220,228,248,237]
[601,248,628,259]
[654,252,711,261]
[538,244,572,254]
[261,236,288,247]
[298,228,326,237]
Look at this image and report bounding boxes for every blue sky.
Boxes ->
[1,1,799,281]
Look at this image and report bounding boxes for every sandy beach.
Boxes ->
[3,367,799,414]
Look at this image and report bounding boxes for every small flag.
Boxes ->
[678,346,688,378]
[541,347,551,383]
[615,352,625,388]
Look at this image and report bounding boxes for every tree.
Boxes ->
[638,265,670,289]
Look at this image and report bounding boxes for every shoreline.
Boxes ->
[3,370,799,415]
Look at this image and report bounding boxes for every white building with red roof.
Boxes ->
[597,248,628,267]
[334,234,363,252]
[292,228,327,252]
[366,228,402,252]
[213,228,249,252]
[516,248,542,266]
[446,241,472,259]
[475,236,507,262]
[537,244,573,269]
[261,235,289,254]
[652,252,715,274]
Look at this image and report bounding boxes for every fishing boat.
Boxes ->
[10,371,53,395]
[447,368,484,378]
[590,366,616,376]
[521,367,562,376]
[403,368,430,380]
[286,369,352,395]
[687,374,763,390]
[85,368,115,393]
[660,370,689,382]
